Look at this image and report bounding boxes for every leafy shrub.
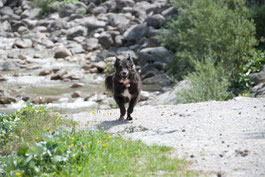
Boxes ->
[233,49,265,90]
[0,104,66,155]
[175,56,232,104]
[157,0,257,79]
[29,0,56,15]
[249,4,265,49]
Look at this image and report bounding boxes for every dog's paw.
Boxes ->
[126,116,133,121]
[119,116,125,121]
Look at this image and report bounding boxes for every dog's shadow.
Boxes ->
[97,119,130,131]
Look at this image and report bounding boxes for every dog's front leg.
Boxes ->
[114,96,126,120]
[127,97,138,120]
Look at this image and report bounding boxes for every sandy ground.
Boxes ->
[68,97,265,177]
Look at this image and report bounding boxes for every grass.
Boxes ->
[0,105,195,177]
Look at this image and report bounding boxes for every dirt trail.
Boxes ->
[69,97,265,177]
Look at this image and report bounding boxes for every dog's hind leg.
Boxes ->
[127,97,138,120]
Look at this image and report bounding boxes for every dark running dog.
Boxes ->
[105,55,141,120]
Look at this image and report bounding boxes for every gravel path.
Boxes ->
[69,97,265,177]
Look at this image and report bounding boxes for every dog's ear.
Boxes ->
[127,54,135,65]
[114,57,121,68]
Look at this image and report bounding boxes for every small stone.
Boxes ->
[71,83,85,88]
[72,91,82,98]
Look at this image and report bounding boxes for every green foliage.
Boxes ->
[249,4,265,49]
[0,104,67,155]
[104,57,114,75]
[1,129,193,176]
[175,57,232,104]
[157,0,257,79]
[233,49,265,90]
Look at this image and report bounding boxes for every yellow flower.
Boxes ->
[1,133,4,136]
[71,144,74,146]
[91,111,96,114]
[39,110,42,112]
[83,145,87,149]
[36,136,39,140]
[97,140,102,144]
[15,172,21,176]
[60,118,64,120]
[107,111,110,114]
[47,128,50,131]
[55,112,58,114]
[103,144,106,147]
[71,137,75,140]
[56,118,59,121]
[21,129,25,132]
[108,136,112,139]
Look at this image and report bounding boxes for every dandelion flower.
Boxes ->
[103,144,106,147]
[15,172,21,176]
[21,129,25,132]
[55,112,58,114]
[107,111,110,114]
[91,111,96,114]
[71,137,75,140]
[36,137,39,140]
[97,140,102,144]
[60,118,64,120]
[1,133,4,136]
[56,118,59,121]
[108,136,112,139]
[39,110,42,112]
[71,144,74,146]
[83,145,87,149]
[47,128,50,131]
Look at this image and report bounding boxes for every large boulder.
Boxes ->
[116,0,135,10]
[77,16,106,33]
[54,47,72,58]
[67,26,87,40]
[107,13,130,32]
[142,74,172,91]
[137,46,172,65]
[123,24,149,42]
[146,14,165,29]
[98,32,114,48]
[249,65,265,97]
[13,38,32,48]
[84,38,99,51]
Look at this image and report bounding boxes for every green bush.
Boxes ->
[249,4,265,49]
[175,56,232,104]
[157,0,257,79]
[233,49,265,90]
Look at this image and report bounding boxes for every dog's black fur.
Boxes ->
[105,55,141,120]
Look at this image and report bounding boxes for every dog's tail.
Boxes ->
[105,74,113,92]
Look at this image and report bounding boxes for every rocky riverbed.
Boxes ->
[0,0,177,113]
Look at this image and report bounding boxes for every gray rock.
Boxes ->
[72,91,82,98]
[137,46,172,65]
[0,6,13,16]
[67,26,87,40]
[51,70,68,80]
[39,38,54,48]
[58,1,87,17]
[78,16,106,33]
[0,95,16,104]
[0,21,11,32]
[13,38,32,48]
[92,61,106,73]
[98,32,114,48]
[67,42,85,54]
[54,47,72,58]
[39,70,52,76]
[91,6,107,16]
[123,24,149,41]
[249,65,265,85]
[140,64,160,79]
[71,83,85,88]
[102,0,117,12]
[162,6,178,22]
[148,80,190,105]
[251,83,265,97]
[116,0,135,10]
[146,14,165,29]
[143,74,171,91]
[84,38,99,51]
[107,13,130,32]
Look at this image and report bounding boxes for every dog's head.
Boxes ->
[114,55,135,80]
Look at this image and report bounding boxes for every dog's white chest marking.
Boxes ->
[122,88,131,100]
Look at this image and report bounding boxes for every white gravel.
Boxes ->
[69,97,265,177]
